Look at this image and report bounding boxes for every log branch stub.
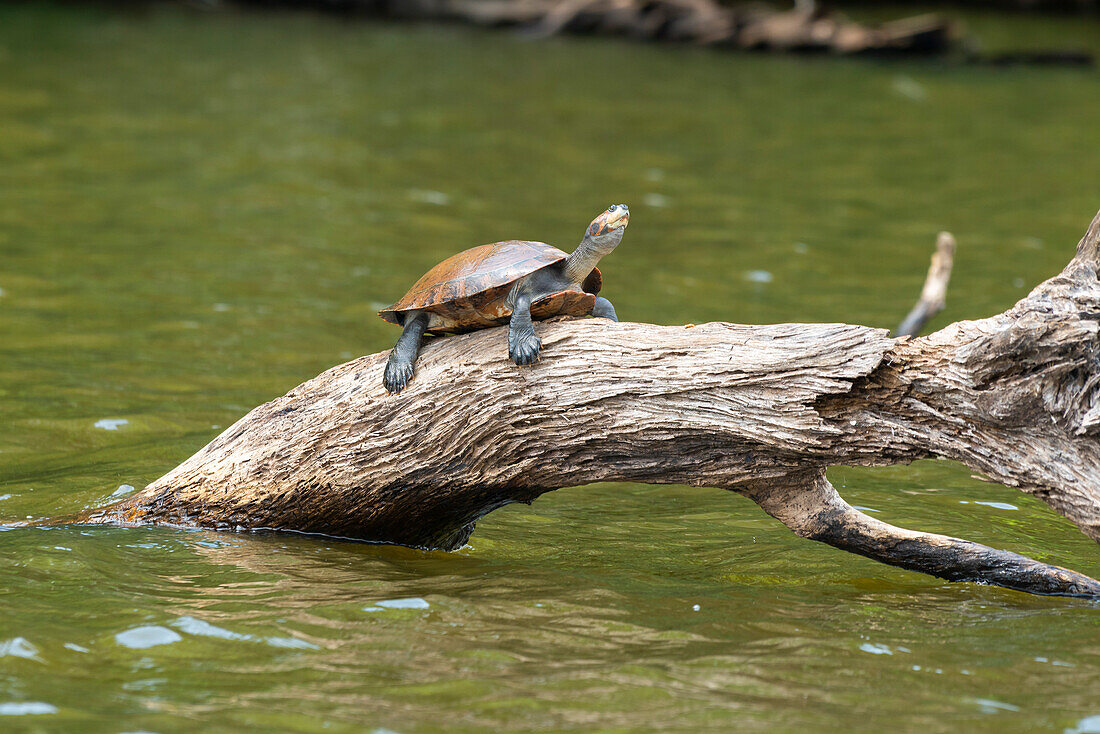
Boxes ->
[84,208,1100,598]
[894,231,956,337]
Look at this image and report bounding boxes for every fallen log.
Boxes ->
[244,0,960,57]
[84,209,1100,598]
[514,0,956,55]
[227,0,1097,64]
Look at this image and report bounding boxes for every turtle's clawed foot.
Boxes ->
[383,355,415,394]
[509,332,542,366]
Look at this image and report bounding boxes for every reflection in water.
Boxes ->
[3,480,1100,731]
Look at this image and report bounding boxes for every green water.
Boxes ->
[2,3,1100,731]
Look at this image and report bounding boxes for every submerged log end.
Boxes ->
[741,470,1100,599]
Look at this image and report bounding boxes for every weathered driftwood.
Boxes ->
[894,231,956,337]
[298,0,959,56]
[86,209,1100,598]
[512,1,953,55]
[229,0,1097,64]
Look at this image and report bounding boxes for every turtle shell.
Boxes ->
[379,240,602,334]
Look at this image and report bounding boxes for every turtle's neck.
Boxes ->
[563,233,618,284]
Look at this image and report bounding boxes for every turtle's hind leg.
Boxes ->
[384,311,429,394]
[592,297,618,321]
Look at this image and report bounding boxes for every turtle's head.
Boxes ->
[585,204,630,251]
[565,204,628,282]
[588,204,629,237]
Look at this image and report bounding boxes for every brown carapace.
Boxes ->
[379,240,602,334]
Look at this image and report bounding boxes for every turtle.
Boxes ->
[379,204,630,394]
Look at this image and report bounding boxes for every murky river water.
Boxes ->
[2,3,1099,731]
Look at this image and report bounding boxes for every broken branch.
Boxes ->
[894,231,956,337]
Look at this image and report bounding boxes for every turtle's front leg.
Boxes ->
[508,293,541,366]
[592,296,618,321]
[384,311,429,394]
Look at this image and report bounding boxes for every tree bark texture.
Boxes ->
[86,209,1100,598]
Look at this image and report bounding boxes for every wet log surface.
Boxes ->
[84,209,1100,598]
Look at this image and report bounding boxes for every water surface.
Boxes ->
[1,4,1099,732]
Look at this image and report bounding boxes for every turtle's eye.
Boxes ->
[607,206,615,212]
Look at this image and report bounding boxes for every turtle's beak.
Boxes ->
[591,205,630,236]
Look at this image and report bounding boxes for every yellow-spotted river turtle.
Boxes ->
[379,205,629,393]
